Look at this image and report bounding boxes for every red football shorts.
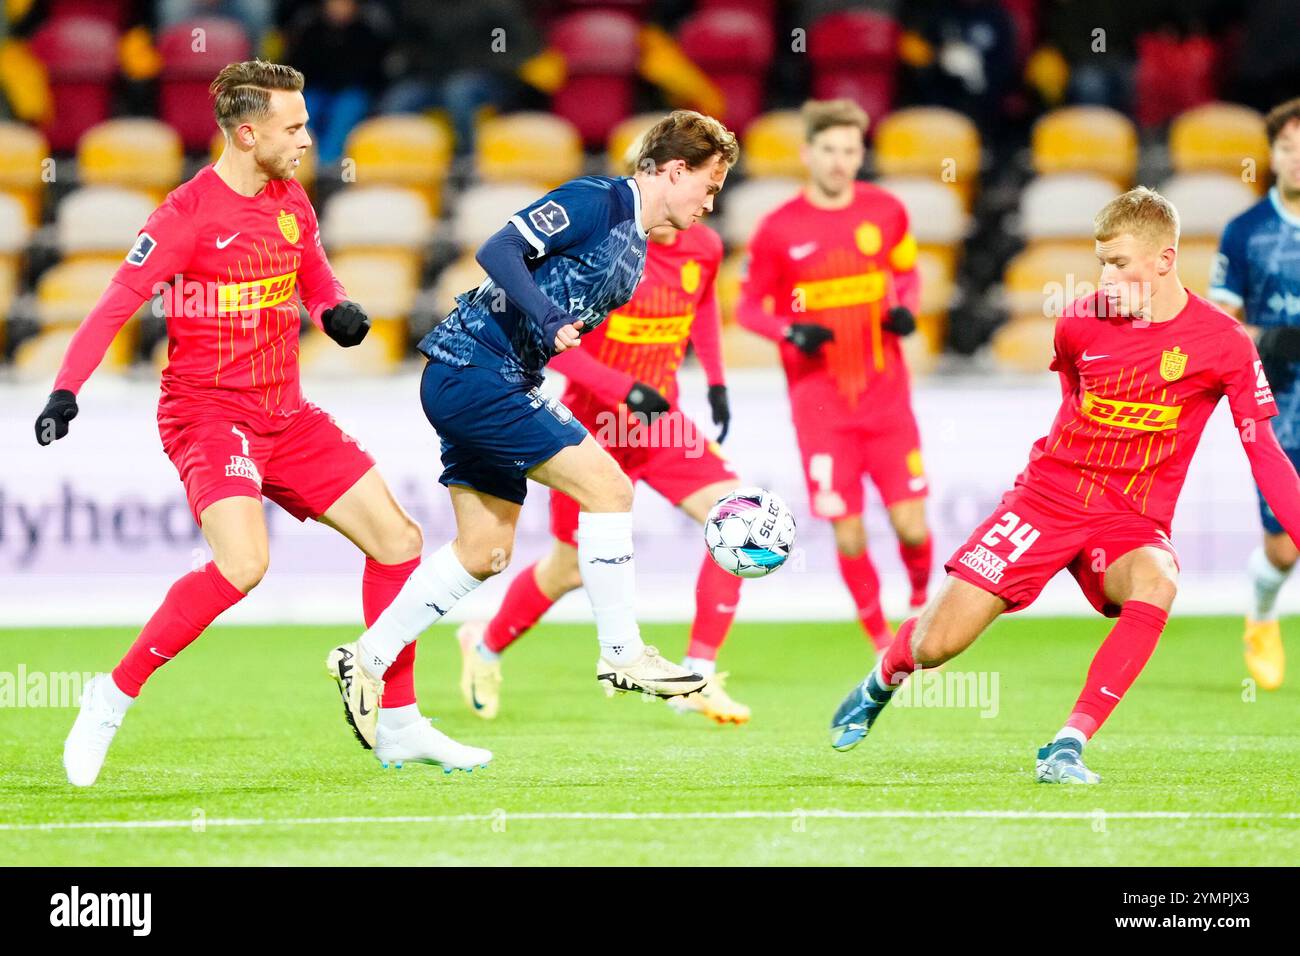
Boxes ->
[159,402,376,525]
[945,483,1180,617]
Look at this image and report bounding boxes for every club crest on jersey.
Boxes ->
[276,209,299,244]
[1160,346,1188,382]
[855,222,882,256]
[681,258,700,294]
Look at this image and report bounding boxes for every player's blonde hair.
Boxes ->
[1093,186,1180,250]
[211,60,305,134]
[634,110,739,175]
[801,98,869,142]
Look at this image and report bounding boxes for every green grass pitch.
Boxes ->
[1,616,1297,865]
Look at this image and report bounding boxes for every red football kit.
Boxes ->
[547,222,735,544]
[738,181,924,519]
[52,165,374,524]
[948,290,1300,615]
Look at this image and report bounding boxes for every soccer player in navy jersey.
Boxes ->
[326,111,739,752]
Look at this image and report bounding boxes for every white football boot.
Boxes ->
[63,674,126,787]
[375,718,492,774]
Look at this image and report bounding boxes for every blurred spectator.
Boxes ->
[282,0,392,163]
[1233,0,1300,114]
[1033,0,1144,112]
[378,0,542,154]
[159,0,273,51]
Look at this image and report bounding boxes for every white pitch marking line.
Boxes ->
[3,809,1300,832]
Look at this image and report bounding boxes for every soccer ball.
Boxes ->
[704,487,797,579]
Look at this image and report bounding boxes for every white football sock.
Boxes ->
[682,656,715,677]
[476,642,500,663]
[357,543,480,676]
[1247,546,1290,622]
[1053,726,1088,747]
[577,511,645,665]
[378,702,422,730]
[100,673,134,716]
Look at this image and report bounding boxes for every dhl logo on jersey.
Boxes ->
[793,270,886,312]
[217,271,298,314]
[1080,391,1182,432]
[605,310,695,345]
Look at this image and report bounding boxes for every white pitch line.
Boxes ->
[2,809,1300,833]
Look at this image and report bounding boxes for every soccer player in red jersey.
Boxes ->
[830,187,1300,783]
[738,99,933,652]
[455,152,751,724]
[44,61,490,786]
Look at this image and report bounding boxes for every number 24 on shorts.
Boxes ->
[982,511,1040,562]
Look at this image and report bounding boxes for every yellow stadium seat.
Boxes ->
[1178,238,1220,298]
[433,252,487,318]
[1169,103,1270,193]
[0,190,32,257]
[0,121,49,226]
[876,175,968,245]
[1032,106,1137,187]
[320,186,432,279]
[990,314,1056,373]
[298,327,403,377]
[210,129,317,194]
[715,249,746,326]
[34,259,144,369]
[56,186,157,261]
[1002,241,1101,319]
[453,183,543,253]
[1019,173,1118,241]
[343,115,452,217]
[478,112,583,188]
[914,246,954,354]
[719,177,800,247]
[1160,172,1257,239]
[328,249,418,365]
[742,110,805,180]
[607,113,667,175]
[78,119,182,203]
[874,108,981,209]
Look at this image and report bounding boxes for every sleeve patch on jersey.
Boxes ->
[1210,252,1229,289]
[125,232,156,267]
[529,201,570,237]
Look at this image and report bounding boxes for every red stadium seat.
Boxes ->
[549,11,640,147]
[808,10,899,131]
[1134,33,1220,129]
[28,16,118,152]
[48,0,132,28]
[158,18,252,151]
[678,8,774,133]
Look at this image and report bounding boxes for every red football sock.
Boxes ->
[484,562,555,654]
[363,556,421,708]
[838,550,892,650]
[111,562,245,697]
[1065,600,1168,739]
[899,536,932,602]
[879,616,918,686]
[686,554,743,660]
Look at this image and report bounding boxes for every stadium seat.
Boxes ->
[876,176,968,246]
[56,187,157,261]
[452,183,544,253]
[158,18,252,151]
[210,130,318,195]
[990,314,1056,373]
[549,10,640,147]
[715,248,745,327]
[28,15,118,152]
[47,0,132,28]
[342,115,451,217]
[1019,174,1118,242]
[677,7,775,133]
[0,182,34,260]
[477,112,583,188]
[874,108,981,209]
[1002,242,1102,320]
[320,187,432,278]
[78,119,183,203]
[1159,172,1258,239]
[1169,103,1270,192]
[325,250,419,367]
[0,122,50,226]
[606,113,665,174]
[742,110,805,180]
[1178,238,1220,298]
[1032,106,1138,187]
[717,177,800,248]
[808,10,899,127]
[432,252,488,318]
[913,245,954,355]
[30,258,143,372]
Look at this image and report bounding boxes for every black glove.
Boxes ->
[707,384,730,443]
[1256,327,1300,394]
[321,301,370,347]
[625,381,670,425]
[35,389,78,445]
[883,305,916,337]
[785,322,835,356]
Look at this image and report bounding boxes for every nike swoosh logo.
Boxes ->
[789,242,817,260]
[589,554,633,565]
[149,647,175,660]
[215,233,240,249]
[358,688,371,716]
[426,601,446,615]
[471,686,484,710]
[1100,686,1121,701]
[1081,351,1109,361]
[716,604,738,613]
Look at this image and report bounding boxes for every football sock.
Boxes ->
[363,556,421,709]
[1247,546,1289,622]
[682,656,716,678]
[484,562,555,654]
[837,550,893,650]
[577,511,646,665]
[377,702,422,731]
[1064,600,1167,738]
[899,536,932,601]
[1052,726,1088,747]
[685,554,742,662]
[879,616,919,688]
[111,562,246,697]
[356,543,480,677]
[100,673,135,716]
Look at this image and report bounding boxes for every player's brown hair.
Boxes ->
[634,110,739,174]
[210,60,305,133]
[1266,97,1300,146]
[801,98,869,142]
[1093,186,1180,250]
